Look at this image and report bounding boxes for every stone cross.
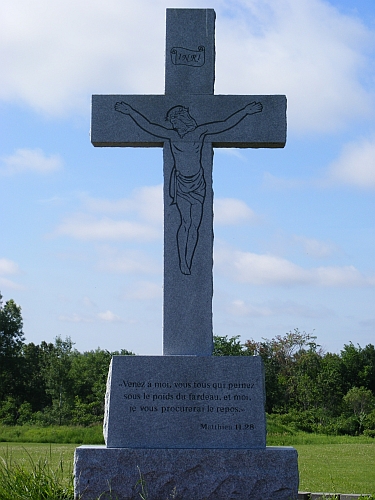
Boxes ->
[91,8,286,356]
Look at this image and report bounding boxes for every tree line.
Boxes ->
[1,293,375,435]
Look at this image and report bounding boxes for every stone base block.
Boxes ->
[74,446,298,500]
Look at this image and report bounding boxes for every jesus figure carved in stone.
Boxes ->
[115,101,263,275]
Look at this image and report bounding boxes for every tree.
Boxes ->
[213,335,249,356]
[42,336,75,425]
[19,342,51,412]
[341,342,375,393]
[0,293,24,400]
[343,386,375,433]
[343,386,375,417]
[244,329,321,412]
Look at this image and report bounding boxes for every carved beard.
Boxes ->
[173,119,196,138]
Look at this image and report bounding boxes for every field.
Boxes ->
[296,443,375,493]
[0,438,374,496]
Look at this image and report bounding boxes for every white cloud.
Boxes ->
[58,308,122,322]
[0,258,23,290]
[216,148,246,161]
[0,258,19,275]
[227,298,333,318]
[123,280,162,300]
[83,184,163,224]
[215,0,374,133]
[214,198,258,225]
[82,296,97,308]
[228,299,273,317]
[215,246,374,287]
[0,148,62,175]
[294,235,338,259]
[97,310,122,322]
[97,248,159,275]
[262,172,307,190]
[0,0,373,134]
[0,277,23,290]
[58,313,93,323]
[54,185,163,242]
[328,135,375,188]
[55,213,161,241]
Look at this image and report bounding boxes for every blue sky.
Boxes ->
[0,0,374,355]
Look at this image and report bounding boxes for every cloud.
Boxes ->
[293,235,338,259]
[58,313,93,323]
[53,184,163,242]
[228,299,273,317]
[216,0,374,134]
[82,296,97,308]
[0,148,63,175]
[58,309,123,322]
[327,135,375,189]
[0,0,373,134]
[227,298,333,318]
[214,198,258,225]
[123,280,162,300]
[97,310,122,322]
[55,213,161,241]
[262,172,307,190]
[0,258,19,275]
[216,148,246,161]
[82,184,163,224]
[0,277,24,290]
[215,246,374,287]
[0,0,167,115]
[97,248,159,274]
[0,258,23,290]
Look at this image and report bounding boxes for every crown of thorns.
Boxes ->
[165,106,189,121]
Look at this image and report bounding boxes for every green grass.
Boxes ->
[267,426,375,494]
[295,443,375,494]
[0,424,104,444]
[0,443,77,469]
[0,436,375,498]
[0,444,75,499]
[268,432,375,446]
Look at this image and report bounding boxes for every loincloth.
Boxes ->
[169,167,206,205]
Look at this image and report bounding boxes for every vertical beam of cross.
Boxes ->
[163,9,216,356]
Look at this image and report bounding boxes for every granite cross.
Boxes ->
[91,8,286,357]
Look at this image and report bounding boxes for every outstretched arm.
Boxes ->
[115,102,174,140]
[202,101,263,136]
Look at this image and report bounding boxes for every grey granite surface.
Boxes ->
[74,446,299,500]
[104,355,266,449]
[90,7,286,356]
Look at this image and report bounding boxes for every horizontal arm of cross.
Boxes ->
[91,94,286,149]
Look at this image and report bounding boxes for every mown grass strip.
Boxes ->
[0,424,104,445]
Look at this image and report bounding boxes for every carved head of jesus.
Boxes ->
[166,106,197,137]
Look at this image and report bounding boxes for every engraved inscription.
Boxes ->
[171,46,205,67]
[118,377,258,432]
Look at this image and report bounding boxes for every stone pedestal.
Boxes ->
[74,446,299,500]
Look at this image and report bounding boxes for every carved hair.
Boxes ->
[166,106,197,132]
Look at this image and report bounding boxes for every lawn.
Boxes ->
[296,443,375,494]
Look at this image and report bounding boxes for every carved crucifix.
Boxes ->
[91,8,286,356]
